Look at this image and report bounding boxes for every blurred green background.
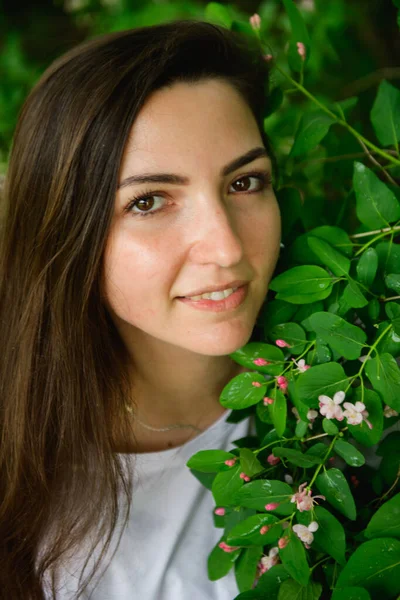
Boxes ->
[0,0,399,174]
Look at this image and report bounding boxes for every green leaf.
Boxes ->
[365,492,400,540]
[332,96,359,119]
[316,468,357,520]
[204,2,233,27]
[186,449,236,472]
[313,506,346,565]
[226,513,282,546]
[290,227,353,263]
[385,273,400,294]
[307,312,367,359]
[307,237,350,276]
[230,342,285,377]
[376,241,400,274]
[290,111,335,157]
[263,299,298,332]
[376,432,400,485]
[296,362,349,408]
[189,469,217,490]
[342,281,369,309]
[224,507,257,536]
[353,162,400,228]
[371,80,400,147]
[208,536,241,580]
[282,0,311,72]
[265,86,284,118]
[310,226,353,257]
[212,464,243,506]
[365,352,400,411]
[336,537,400,597]
[235,546,263,593]
[256,564,291,596]
[233,480,293,516]
[269,322,307,355]
[356,248,378,287]
[331,587,371,600]
[296,420,308,438]
[334,440,365,467]
[278,579,322,600]
[220,372,266,410]
[323,418,339,435]
[305,443,328,460]
[269,266,333,299]
[385,301,400,335]
[279,530,310,586]
[368,298,380,321]
[240,448,264,477]
[272,447,323,467]
[269,389,287,437]
[347,388,383,447]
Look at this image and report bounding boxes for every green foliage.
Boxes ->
[187,5,400,597]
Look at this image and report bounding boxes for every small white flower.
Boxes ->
[307,409,319,429]
[292,358,311,373]
[342,401,364,425]
[292,406,301,423]
[343,401,373,429]
[384,405,399,418]
[358,355,371,363]
[293,521,319,547]
[308,521,319,533]
[318,391,345,421]
[259,546,279,573]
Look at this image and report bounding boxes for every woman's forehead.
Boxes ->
[120,79,263,174]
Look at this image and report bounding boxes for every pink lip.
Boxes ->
[179,279,249,298]
[177,284,248,313]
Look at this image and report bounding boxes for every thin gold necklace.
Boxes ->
[124,404,204,433]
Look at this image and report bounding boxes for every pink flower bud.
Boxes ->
[249,13,261,30]
[263,396,274,405]
[252,381,262,387]
[224,458,236,467]
[240,472,251,482]
[296,42,306,61]
[265,502,280,511]
[260,525,269,535]
[267,454,281,466]
[214,508,225,516]
[276,375,289,392]
[278,537,289,549]
[276,339,291,348]
[218,541,240,553]
[253,358,270,366]
[263,54,273,62]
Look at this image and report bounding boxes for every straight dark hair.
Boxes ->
[0,19,272,599]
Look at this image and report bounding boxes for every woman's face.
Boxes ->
[103,79,281,357]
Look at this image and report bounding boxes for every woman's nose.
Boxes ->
[187,202,244,268]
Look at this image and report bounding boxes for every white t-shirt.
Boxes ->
[45,410,255,600]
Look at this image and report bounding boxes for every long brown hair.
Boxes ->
[0,20,272,599]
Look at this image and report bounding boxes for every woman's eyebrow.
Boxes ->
[117,146,269,189]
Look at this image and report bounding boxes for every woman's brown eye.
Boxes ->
[232,177,251,192]
[136,197,155,211]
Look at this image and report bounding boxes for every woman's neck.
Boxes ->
[114,345,247,453]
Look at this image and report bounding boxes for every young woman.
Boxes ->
[0,19,281,599]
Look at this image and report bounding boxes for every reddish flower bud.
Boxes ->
[265,502,280,511]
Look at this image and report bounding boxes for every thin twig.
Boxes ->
[350,225,400,239]
[356,137,399,186]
